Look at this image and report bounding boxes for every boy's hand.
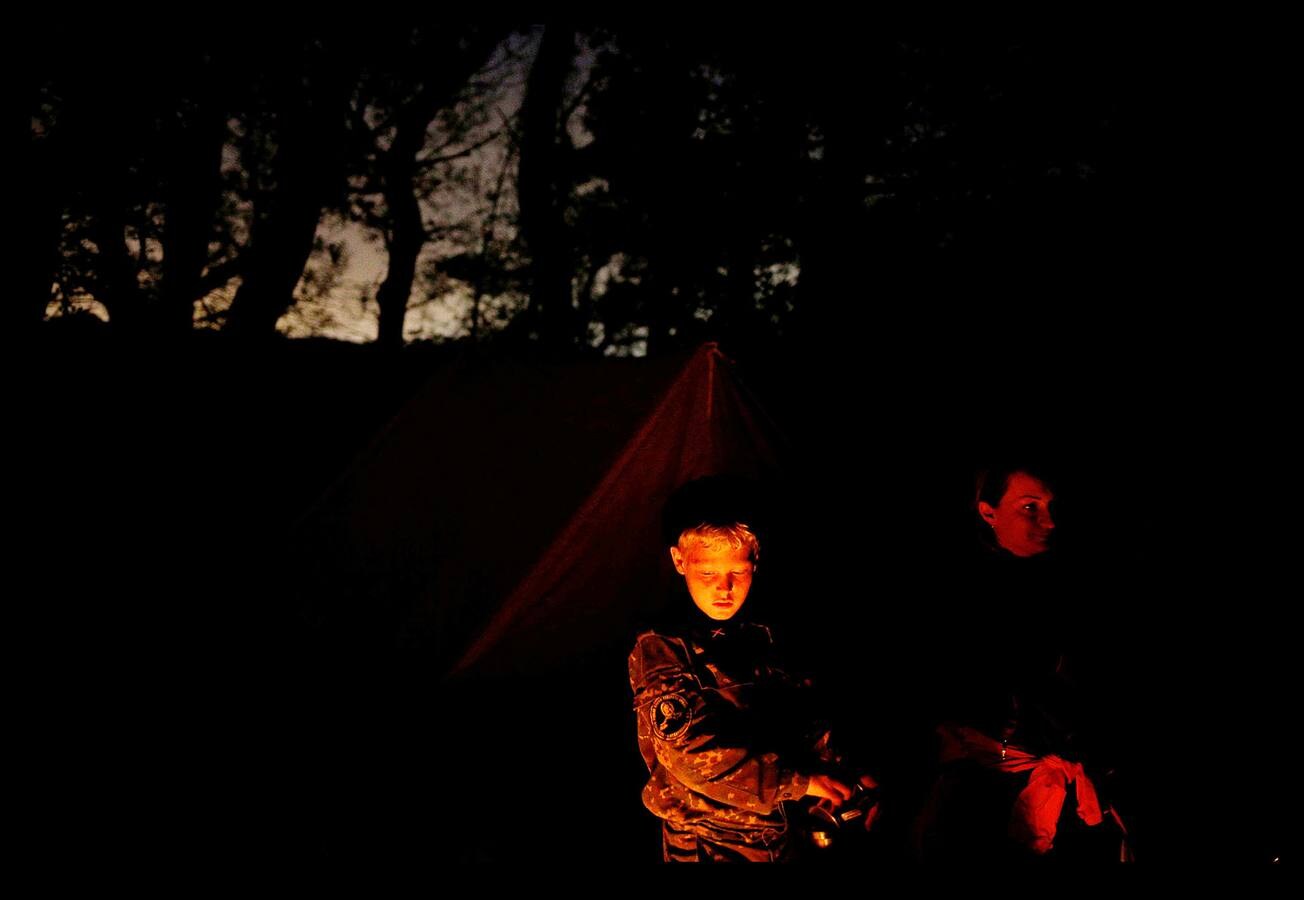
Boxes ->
[803,774,854,807]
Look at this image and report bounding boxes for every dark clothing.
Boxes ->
[628,611,816,862]
[938,544,1094,760]
[916,542,1126,860]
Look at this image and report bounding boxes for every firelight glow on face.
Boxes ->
[981,471,1056,557]
[670,542,755,621]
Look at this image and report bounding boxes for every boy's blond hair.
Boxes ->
[675,522,761,563]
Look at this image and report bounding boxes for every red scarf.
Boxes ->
[937,722,1103,854]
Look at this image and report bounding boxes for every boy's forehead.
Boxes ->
[681,542,753,565]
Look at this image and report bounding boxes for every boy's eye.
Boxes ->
[699,572,716,576]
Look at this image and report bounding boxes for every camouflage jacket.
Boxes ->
[629,617,815,831]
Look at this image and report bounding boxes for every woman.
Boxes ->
[916,464,1129,862]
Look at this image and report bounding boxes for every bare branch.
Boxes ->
[562,67,596,123]
[417,128,506,170]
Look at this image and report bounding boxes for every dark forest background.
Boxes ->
[15,21,1289,868]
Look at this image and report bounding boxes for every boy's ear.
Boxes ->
[977,501,998,526]
[669,546,687,575]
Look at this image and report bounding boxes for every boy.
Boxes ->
[629,519,873,862]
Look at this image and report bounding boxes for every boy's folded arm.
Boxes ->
[630,632,810,812]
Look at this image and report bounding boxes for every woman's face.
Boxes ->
[978,471,1056,557]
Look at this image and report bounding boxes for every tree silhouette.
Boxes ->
[21,26,1129,355]
[354,25,511,350]
[222,29,359,340]
[517,26,583,349]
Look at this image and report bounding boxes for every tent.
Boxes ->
[294,341,788,680]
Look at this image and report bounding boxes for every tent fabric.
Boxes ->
[294,342,787,679]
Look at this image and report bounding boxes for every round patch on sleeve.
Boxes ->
[652,692,692,740]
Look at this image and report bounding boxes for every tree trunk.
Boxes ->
[158,106,228,336]
[518,27,578,350]
[225,57,354,341]
[15,112,64,333]
[375,30,507,351]
[375,151,422,351]
[793,39,895,346]
[88,184,146,330]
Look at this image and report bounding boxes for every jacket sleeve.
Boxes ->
[629,631,810,813]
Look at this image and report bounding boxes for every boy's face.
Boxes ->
[670,541,755,621]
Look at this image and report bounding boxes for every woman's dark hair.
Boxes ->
[974,463,1056,510]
